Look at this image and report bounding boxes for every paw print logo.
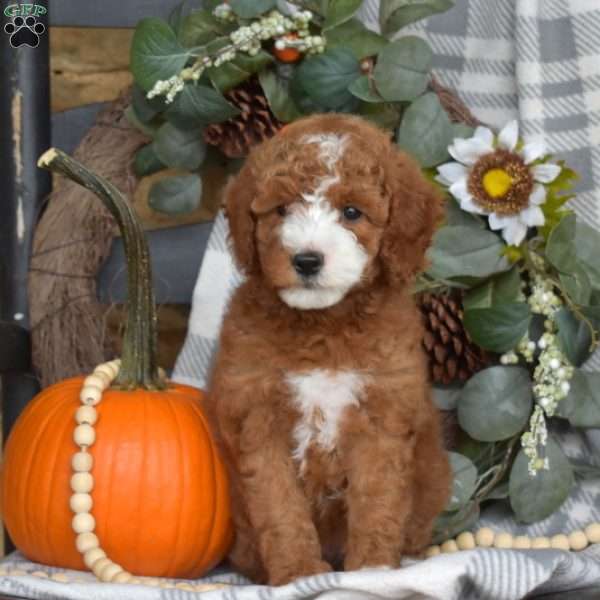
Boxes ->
[4,15,45,48]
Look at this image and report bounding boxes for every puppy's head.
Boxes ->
[225,114,443,310]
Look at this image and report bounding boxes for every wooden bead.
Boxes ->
[31,571,49,578]
[475,527,495,547]
[531,537,551,549]
[94,364,116,380]
[585,523,600,544]
[91,557,112,575]
[70,472,93,493]
[9,569,27,576]
[113,571,132,583]
[75,532,99,553]
[74,424,96,447]
[80,386,102,406]
[84,374,107,391]
[494,533,513,549]
[143,578,160,586]
[129,577,143,584]
[50,572,70,582]
[456,532,476,550]
[83,548,106,569]
[550,534,570,551]
[70,492,93,513]
[75,405,97,426]
[72,512,95,533]
[72,451,93,472]
[568,530,588,551]
[425,545,441,557]
[513,536,531,549]
[441,540,459,553]
[98,562,122,582]
[176,582,195,591]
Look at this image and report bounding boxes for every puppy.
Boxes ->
[206,114,452,586]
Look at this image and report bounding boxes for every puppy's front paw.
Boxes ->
[269,559,332,586]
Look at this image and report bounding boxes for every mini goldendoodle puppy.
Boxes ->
[206,114,452,586]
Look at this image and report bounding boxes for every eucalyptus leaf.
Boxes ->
[396,92,453,167]
[380,0,454,36]
[447,452,478,511]
[458,366,532,442]
[556,370,600,427]
[325,18,389,59]
[294,48,361,111]
[575,221,600,290]
[154,122,206,170]
[131,84,163,122]
[133,144,165,177]
[560,264,592,306]
[433,501,480,544]
[323,0,363,30]
[509,437,574,523]
[452,122,475,140]
[179,9,225,47]
[554,308,593,367]
[149,174,202,215]
[373,36,432,102]
[348,76,384,102]
[358,101,401,129]
[258,69,302,122]
[463,303,531,353]
[463,267,521,310]
[208,50,273,92]
[124,105,161,138]
[426,225,510,280]
[432,384,462,411]
[445,197,485,228]
[546,213,577,273]
[229,0,275,18]
[166,83,239,125]
[130,18,191,91]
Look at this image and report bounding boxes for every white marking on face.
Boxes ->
[278,133,368,310]
[286,369,368,475]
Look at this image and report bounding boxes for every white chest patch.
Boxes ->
[285,369,368,473]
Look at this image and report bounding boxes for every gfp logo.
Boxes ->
[4,4,46,48]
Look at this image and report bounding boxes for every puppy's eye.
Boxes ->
[276,205,287,217]
[343,206,362,221]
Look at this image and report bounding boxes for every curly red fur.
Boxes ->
[208,114,451,585]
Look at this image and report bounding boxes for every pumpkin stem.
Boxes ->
[38,148,165,390]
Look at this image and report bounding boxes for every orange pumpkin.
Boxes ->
[0,149,233,579]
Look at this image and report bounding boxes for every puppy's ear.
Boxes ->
[223,161,259,275]
[380,147,445,286]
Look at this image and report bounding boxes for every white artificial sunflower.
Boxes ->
[436,120,562,246]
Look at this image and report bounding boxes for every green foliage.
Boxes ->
[208,50,273,92]
[433,501,480,544]
[348,76,384,102]
[130,18,191,91]
[463,268,521,310]
[379,0,454,36]
[554,308,593,367]
[154,122,206,170]
[229,0,276,18]
[131,84,164,122]
[426,225,510,280]
[432,384,462,411]
[325,19,389,59]
[166,84,239,126]
[559,265,592,306]
[293,48,361,112]
[509,437,573,523]
[546,213,577,273]
[373,36,432,102]
[539,164,578,239]
[133,144,165,177]
[556,370,600,427]
[444,197,485,229]
[323,0,363,30]
[179,10,228,47]
[447,452,478,511]
[463,303,531,353]
[148,173,202,214]
[258,69,302,122]
[396,92,454,167]
[574,222,600,289]
[458,367,533,442]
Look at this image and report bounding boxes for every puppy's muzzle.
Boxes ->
[292,252,324,277]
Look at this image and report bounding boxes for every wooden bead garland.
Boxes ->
[426,521,600,557]
[70,359,135,584]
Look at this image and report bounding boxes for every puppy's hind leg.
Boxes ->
[228,514,267,584]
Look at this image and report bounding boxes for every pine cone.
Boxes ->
[419,291,492,385]
[204,78,282,158]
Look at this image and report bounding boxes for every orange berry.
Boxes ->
[274,33,301,63]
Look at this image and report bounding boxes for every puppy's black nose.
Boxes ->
[292,252,323,277]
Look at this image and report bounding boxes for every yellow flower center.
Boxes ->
[482,168,513,198]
